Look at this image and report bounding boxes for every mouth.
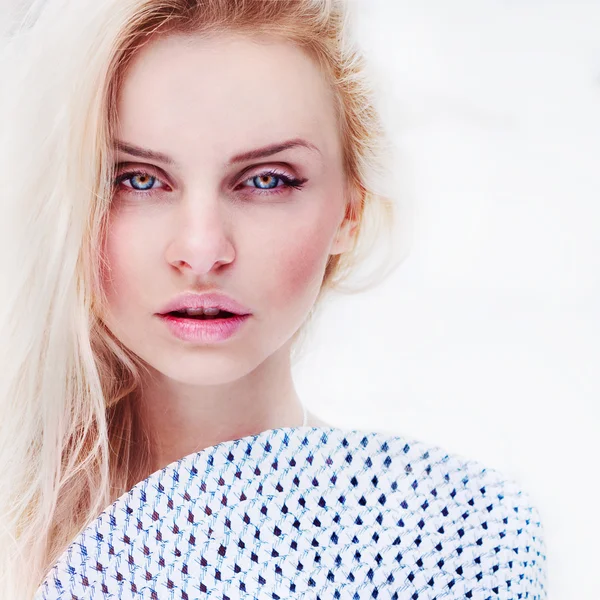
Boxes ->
[163,310,241,320]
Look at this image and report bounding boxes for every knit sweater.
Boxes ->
[35,426,547,599]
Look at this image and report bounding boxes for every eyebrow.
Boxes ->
[113,138,322,167]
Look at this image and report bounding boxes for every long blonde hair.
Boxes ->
[0,0,405,596]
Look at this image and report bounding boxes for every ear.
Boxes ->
[330,214,358,256]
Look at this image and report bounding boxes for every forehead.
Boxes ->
[115,33,340,168]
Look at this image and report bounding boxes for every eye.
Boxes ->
[114,170,167,194]
[238,169,307,196]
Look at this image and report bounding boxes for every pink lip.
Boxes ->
[158,291,251,316]
[157,313,251,343]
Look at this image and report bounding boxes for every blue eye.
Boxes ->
[128,173,156,190]
[249,173,280,190]
[115,171,166,192]
[239,170,307,196]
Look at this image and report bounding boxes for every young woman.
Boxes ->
[0,0,547,598]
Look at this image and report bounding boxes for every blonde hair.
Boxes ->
[0,0,406,596]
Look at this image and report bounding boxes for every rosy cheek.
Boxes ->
[272,232,330,305]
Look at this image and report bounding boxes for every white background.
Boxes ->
[2,1,599,598]
[293,2,599,599]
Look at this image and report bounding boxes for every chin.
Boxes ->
[144,352,260,386]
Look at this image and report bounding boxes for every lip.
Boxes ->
[158,291,252,316]
[157,313,251,343]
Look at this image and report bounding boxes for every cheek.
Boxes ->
[101,213,144,309]
[254,191,345,309]
[268,227,331,305]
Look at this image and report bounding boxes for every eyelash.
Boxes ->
[113,168,307,199]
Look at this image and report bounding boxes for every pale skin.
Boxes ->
[101,32,355,473]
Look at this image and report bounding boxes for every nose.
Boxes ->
[164,196,235,275]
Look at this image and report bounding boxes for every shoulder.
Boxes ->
[309,426,548,598]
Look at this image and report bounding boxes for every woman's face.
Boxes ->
[101,32,355,385]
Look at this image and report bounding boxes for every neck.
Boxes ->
[138,341,306,472]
